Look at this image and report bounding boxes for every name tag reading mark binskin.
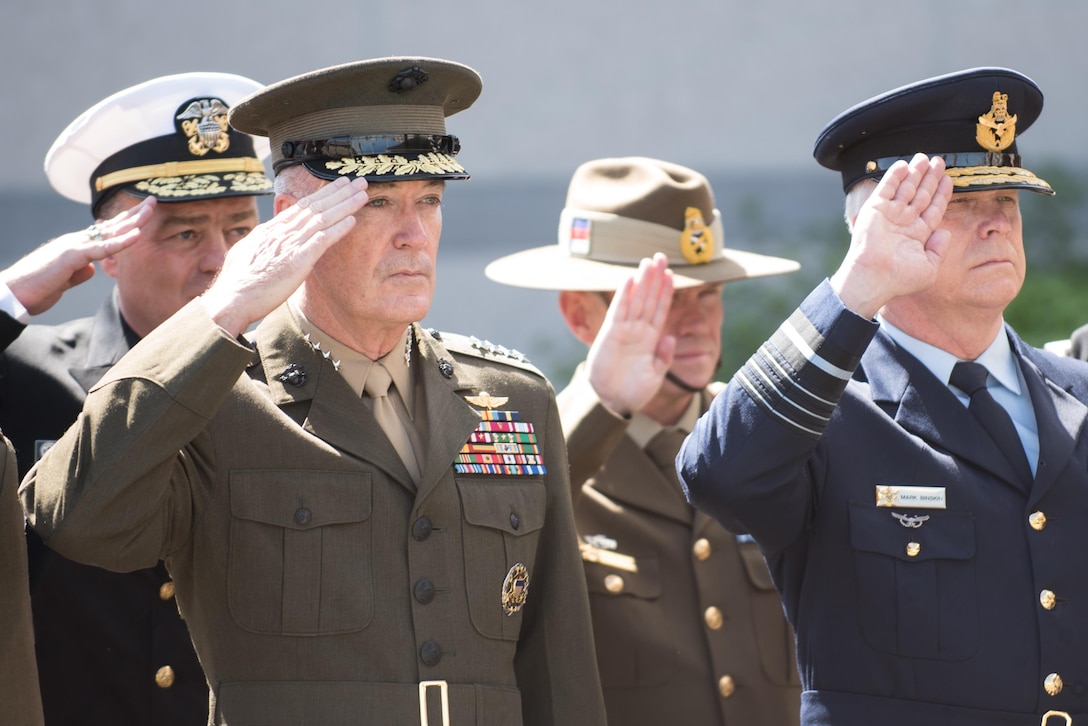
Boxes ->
[875,485,946,509]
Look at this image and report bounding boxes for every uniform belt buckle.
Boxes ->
[1042,711,1072,726]
[418,680,450,726]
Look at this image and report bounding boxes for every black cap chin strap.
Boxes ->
[665,370,704,394]
[664,357,721,394]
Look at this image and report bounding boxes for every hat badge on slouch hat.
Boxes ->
[813,66,1053,195]
[484,156,800,292]
[227,57,482,183]
[44,72,274,218]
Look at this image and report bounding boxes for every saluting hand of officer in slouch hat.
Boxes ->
[0,196,155,315]
[830,153,953,319]
[584,252,676,418]
[200,176,369,337]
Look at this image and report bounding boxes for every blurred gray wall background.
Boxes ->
[2,0,1084,382]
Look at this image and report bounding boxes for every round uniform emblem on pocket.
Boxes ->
[501,563,530,616]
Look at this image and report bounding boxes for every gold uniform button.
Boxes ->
[159,582,176,601]
[1029,511,1047,531]
[155,665,175,689]
[604,574,625,594]
[905,542,920,557]
[693,538,712,561]
[1040,590,1057,611]
[718,675,736,698]
[1044,672,1063,696]
[704,606,723,630]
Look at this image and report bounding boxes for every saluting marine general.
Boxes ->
[22,57,605,726]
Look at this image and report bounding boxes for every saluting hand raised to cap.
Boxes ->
[831,153,953,319]
[586,252,676,417]
[0,196,156,316]
[200,177,370,337]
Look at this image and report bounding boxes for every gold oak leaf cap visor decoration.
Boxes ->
[228,57,482,183]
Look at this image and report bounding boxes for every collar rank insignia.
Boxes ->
[501,562,530,616]
[455,391,546,476]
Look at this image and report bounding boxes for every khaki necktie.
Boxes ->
[363,361,421,482]
[644,428,693,517]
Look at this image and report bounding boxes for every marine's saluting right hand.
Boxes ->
[200,177,370,336]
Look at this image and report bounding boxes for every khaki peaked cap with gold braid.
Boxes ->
[485,156,800,291]
[229,57,481,183]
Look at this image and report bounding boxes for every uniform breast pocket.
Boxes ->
[849,502,977,660]
[228,470,374,636]
[457,479,545,641]
[582,555,672,689]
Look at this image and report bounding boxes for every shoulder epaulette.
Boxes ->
[425,328,544,377]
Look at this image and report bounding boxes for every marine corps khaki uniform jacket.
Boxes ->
[559,366,800,725]
[0,432,43,726]
[23,302,606,726]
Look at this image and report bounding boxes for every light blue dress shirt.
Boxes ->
[879,316,1040,475]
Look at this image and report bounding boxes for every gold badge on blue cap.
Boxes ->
[455,392,547,476]
[976,91,1017,153]
[501,563,530,616]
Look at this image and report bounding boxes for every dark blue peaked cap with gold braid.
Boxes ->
[814,67,1053,196]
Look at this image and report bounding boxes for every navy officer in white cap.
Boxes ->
[1,71,272,726]
[678,67,1088,724]
[23,57,605,725]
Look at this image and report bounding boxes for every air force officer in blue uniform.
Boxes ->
[678,68,1088,725]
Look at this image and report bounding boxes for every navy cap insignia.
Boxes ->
[501,563,529,616]
[976,91,1017,153]
[176,98,231,157]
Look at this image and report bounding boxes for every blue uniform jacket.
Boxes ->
[678,281,1088,725]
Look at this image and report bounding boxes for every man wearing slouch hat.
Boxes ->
[486,156,802,726]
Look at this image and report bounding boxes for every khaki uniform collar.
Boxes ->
[628,392,703,450]
[289,301,415,416]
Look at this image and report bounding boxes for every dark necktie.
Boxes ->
[949,360,1032,483]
